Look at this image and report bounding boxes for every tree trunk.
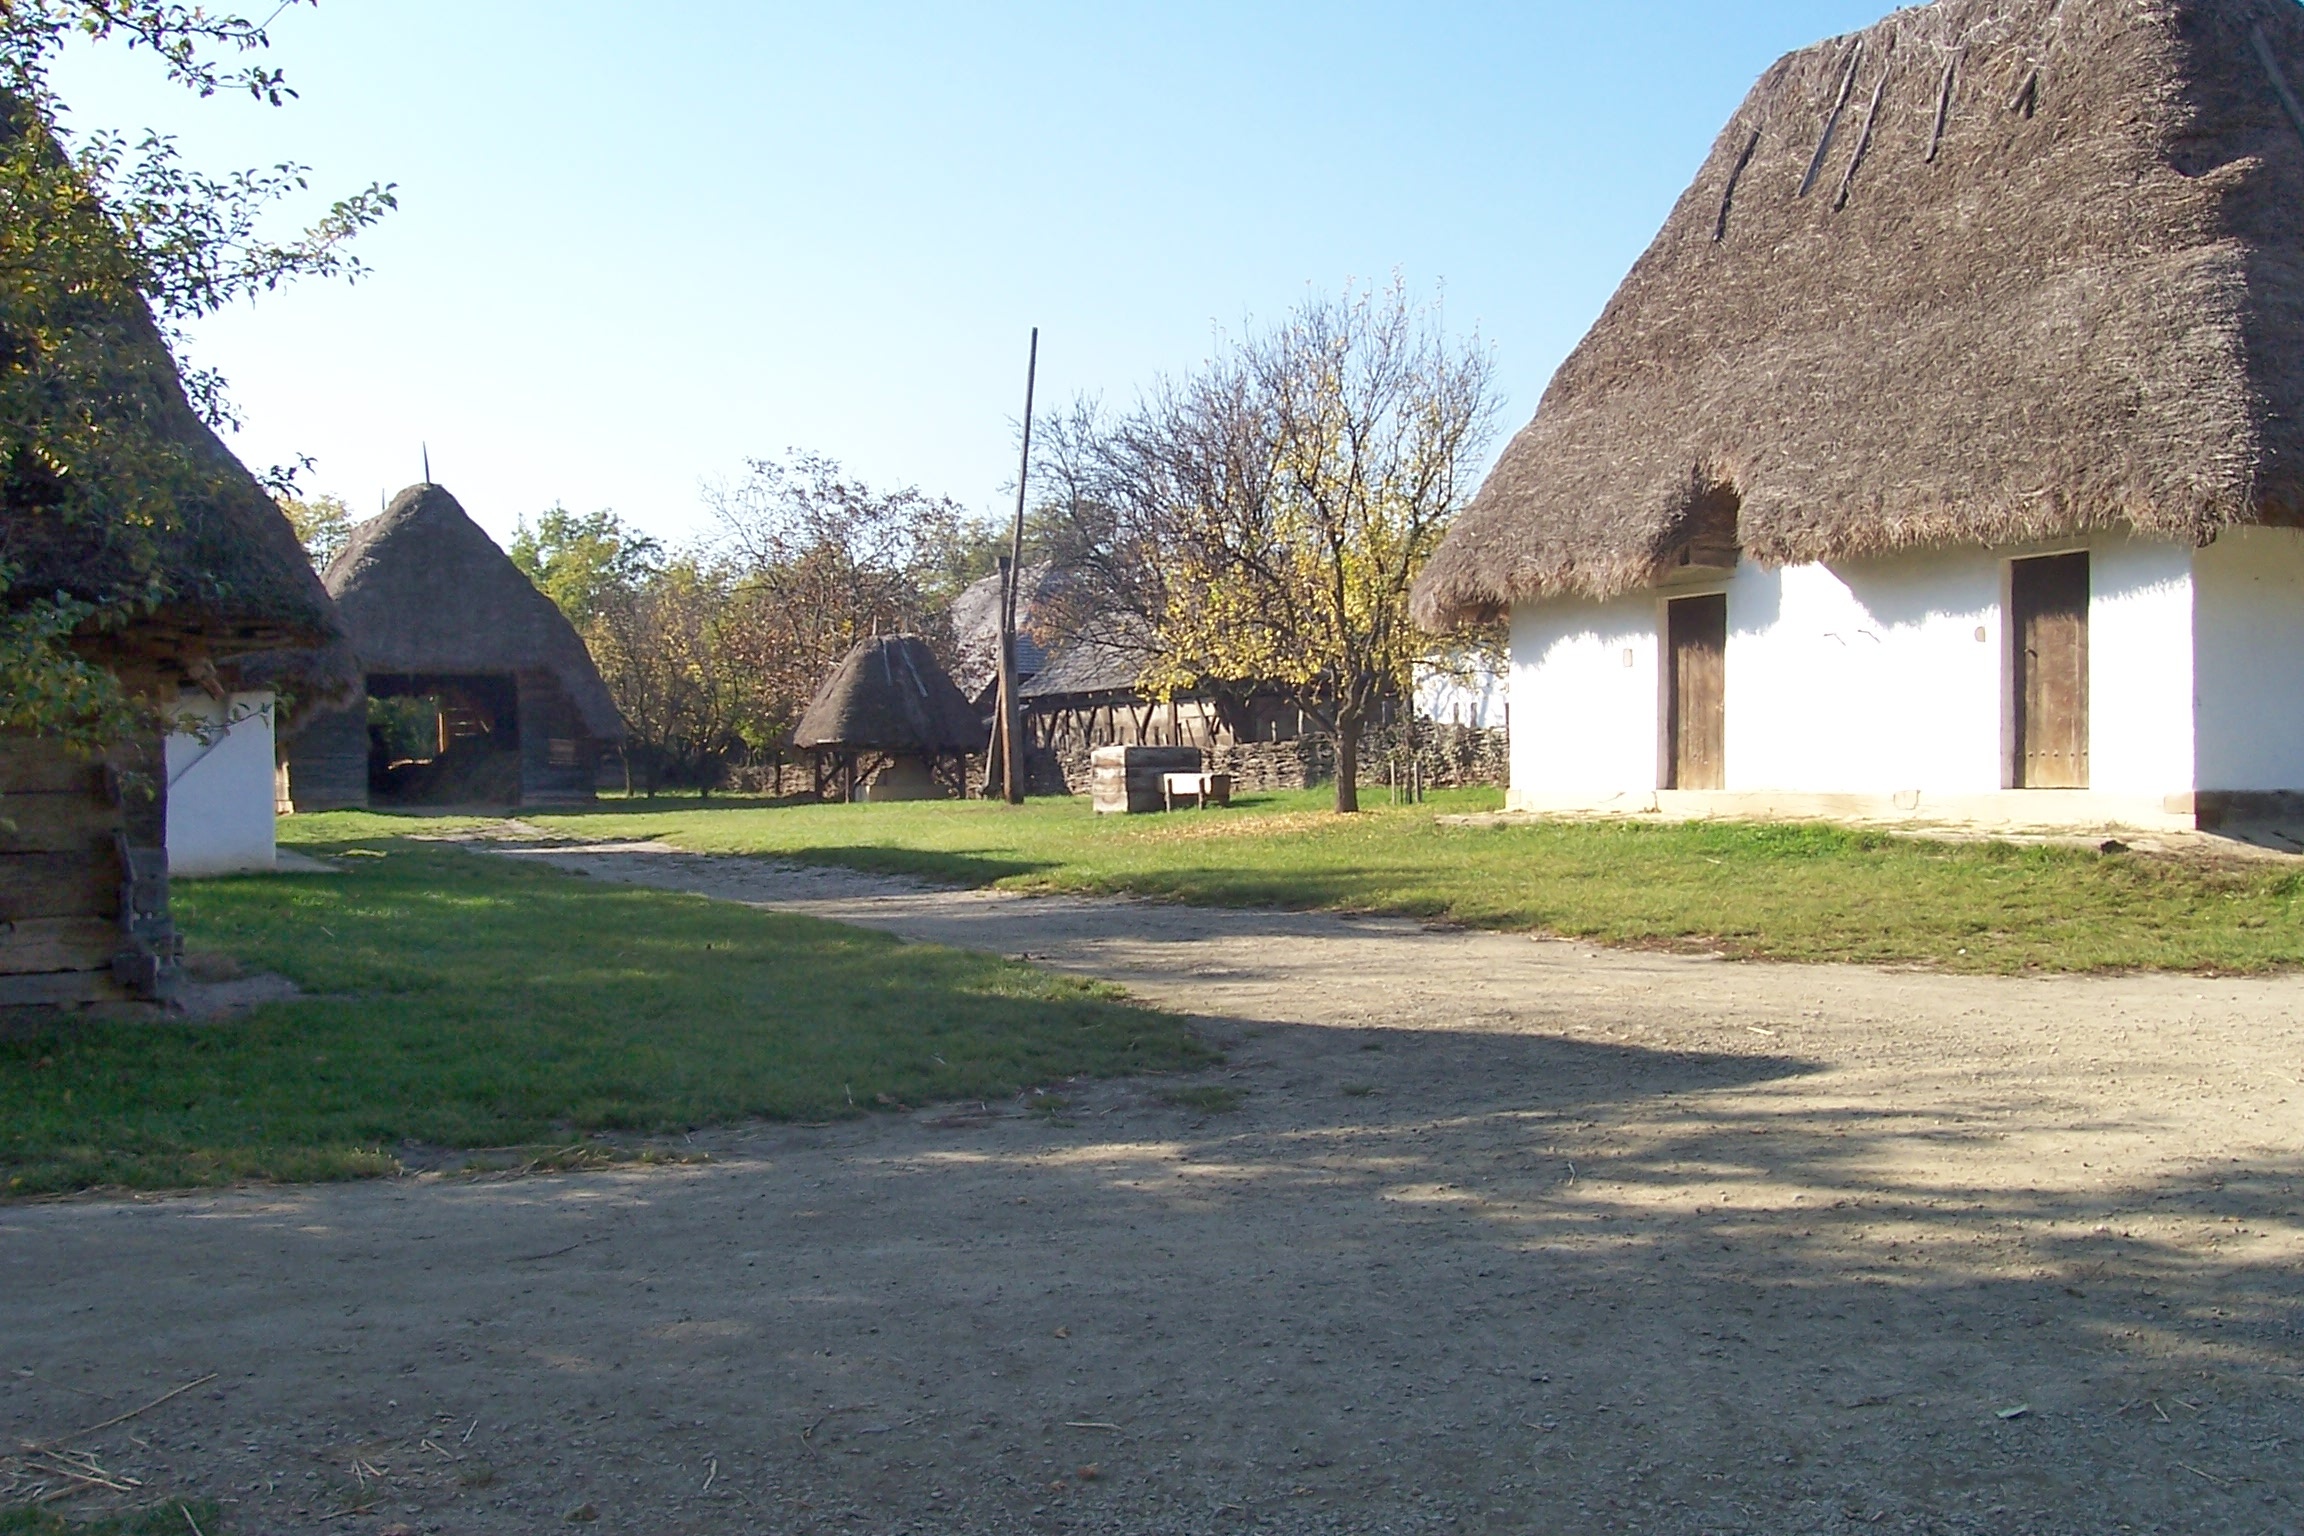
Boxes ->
[1334,710,1362,814]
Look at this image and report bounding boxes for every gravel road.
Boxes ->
[3,840,2299,1535]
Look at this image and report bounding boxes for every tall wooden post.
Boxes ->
[997,328,1039,805]
[994,554,1019,800]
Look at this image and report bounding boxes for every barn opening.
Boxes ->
[365,672,521,805]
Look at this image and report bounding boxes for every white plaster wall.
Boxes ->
[1721,551,2003,794]
[1507,593,1660,798]
[1416,651,1508,730]
[2088,538,2195,796]
[166,691,278,876]
[2193,525,2304,791]
[1505,532,2201,803]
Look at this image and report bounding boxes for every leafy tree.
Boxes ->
[0,1,394,749]
[276,490,352,571]
[1034,281,1497,812]
[707,453,983,752]
[510,505,663,630]
[585,558,752,796]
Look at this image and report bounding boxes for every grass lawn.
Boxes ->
[0,823,1207,1197]
[509,787,2304,973]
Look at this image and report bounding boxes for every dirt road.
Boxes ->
[4,841,2301,1535]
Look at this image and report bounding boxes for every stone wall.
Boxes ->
[1038,723,1506,797]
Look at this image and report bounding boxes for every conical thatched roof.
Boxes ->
[326,484,622,738]
[1417,0,2304,628]
[794,634,984,754]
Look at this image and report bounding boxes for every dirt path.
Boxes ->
[4,841,2302,1536]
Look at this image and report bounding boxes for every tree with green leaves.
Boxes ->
[276,490,353,572]
[510,505,664,630]
[1,1,394,751]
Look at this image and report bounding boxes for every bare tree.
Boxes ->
[1032,281,1498,811]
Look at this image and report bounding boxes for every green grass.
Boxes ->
[472,786,2304,973]
[0,1503,222,1535]
[0,830,1207,1197]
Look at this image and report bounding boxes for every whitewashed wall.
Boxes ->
[1723,551,2003,794]
[1416,650,1508,730]
[1506,532,2205,811]
[2194,526,2304,791]
[166,691,278,876]
[2089,539,2196,795]
[1508,592,1660,799]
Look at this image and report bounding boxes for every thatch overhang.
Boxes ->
[324,483,624,740]
[794,634,984,755]
[0,93,340,672]
[1415,0,2304,629]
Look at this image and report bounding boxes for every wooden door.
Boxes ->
[2012,552,2089,788]
[1667,593,1727,791]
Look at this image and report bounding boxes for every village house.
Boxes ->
[1414,0,2304,832]
[1,321,342,1009]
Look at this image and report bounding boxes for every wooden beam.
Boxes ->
[2254,24,2304,146]
[1714,127,1762,242]
[1927,50,1961,164]
[0,851,122,923]
[0,917,121,976]
[1798,40,1866,198]
[1834,61,1893,210]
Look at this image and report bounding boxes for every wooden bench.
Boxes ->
[1161,772,1233,811]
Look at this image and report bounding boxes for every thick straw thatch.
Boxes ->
[794,634,983,754]
[325,484,622,738]
[0,92,338,660]
[1416,0,2304,628]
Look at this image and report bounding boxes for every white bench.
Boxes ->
[1160,771,1233,811]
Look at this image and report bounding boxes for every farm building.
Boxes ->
[280,484,624,809]
[1415,0,2304,832]
[1,311,343,1010]
[795,634,983,800]
[950,562,1069,714]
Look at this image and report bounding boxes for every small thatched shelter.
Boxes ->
[280,484,624,809]
[1415,0,2304,831]
[794,634,982,800]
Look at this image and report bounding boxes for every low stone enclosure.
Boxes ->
[719,721,1508,801]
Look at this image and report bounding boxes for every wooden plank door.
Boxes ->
[2012,552,2089,788]
[1667,593,1728,791]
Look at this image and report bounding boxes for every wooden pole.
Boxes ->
[994,555,1017,798]
[997,328,1039,805]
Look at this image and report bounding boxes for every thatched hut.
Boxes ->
[1,326,342,1011]
[279,484,623,809]
[794,634,982,800]
[1415,0,2304,831]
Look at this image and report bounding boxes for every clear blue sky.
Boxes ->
[52,1,1886,547]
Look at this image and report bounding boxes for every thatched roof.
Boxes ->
[326,484,623,739]
[0,92,340,659]
[794,634,984,754]
[1416,0,2304,627]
